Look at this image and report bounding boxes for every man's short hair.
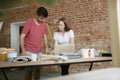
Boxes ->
[36,7,48,18]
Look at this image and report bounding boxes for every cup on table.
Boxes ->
[31,54,37,61]
[0,51,7,61]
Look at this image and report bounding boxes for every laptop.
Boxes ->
[54,44,75,55]
[54,44,81,59]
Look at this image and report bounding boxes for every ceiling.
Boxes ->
[0,0,55,7]
[0,0,24,6]
[0,0,55,17]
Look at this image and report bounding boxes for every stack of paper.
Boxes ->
[38,54,68,61]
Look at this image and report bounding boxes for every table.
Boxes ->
[0,57,112,80]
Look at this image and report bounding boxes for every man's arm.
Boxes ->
[20,33,26,55]
[43,34,49,54]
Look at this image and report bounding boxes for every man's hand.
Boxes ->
[20,53,26,56]
[46,48,50,55]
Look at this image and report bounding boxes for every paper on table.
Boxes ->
[38,54,68,61]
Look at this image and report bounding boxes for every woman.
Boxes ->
[54,17,74,45]
[53,17,75,74]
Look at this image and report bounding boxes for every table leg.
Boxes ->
[1,70,8,80]
[89,62,93,71]
[60,64,69,75]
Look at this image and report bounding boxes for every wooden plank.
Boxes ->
[0,57,112,69]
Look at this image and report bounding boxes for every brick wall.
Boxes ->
[0,0,110,51]
[0,0,112,72]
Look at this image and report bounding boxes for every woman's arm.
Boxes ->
[69,30,75,44]
[70,37,74,44]
[54,32,59,46]
[54,40,59,46]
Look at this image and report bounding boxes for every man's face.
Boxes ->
[38,16,45,23]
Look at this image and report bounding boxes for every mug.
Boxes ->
[0,52,7,61]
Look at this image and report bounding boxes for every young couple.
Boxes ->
[20,7,74,80]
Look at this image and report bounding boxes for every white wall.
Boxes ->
[11,22,25,54]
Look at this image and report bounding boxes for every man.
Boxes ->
[20,7,49,80]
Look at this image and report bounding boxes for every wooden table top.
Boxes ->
[0,57,112,69]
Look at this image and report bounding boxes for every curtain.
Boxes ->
[108,0,120,67]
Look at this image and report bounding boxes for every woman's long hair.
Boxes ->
[56,17,71,32]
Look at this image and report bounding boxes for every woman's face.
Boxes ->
[58,21,65,31]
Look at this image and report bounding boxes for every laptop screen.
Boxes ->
[54,44,75,55]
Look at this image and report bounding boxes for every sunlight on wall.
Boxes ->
[0,22,3,30]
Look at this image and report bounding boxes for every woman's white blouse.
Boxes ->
[54,30,74,44]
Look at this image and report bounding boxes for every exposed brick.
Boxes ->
[0,0,111,72]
